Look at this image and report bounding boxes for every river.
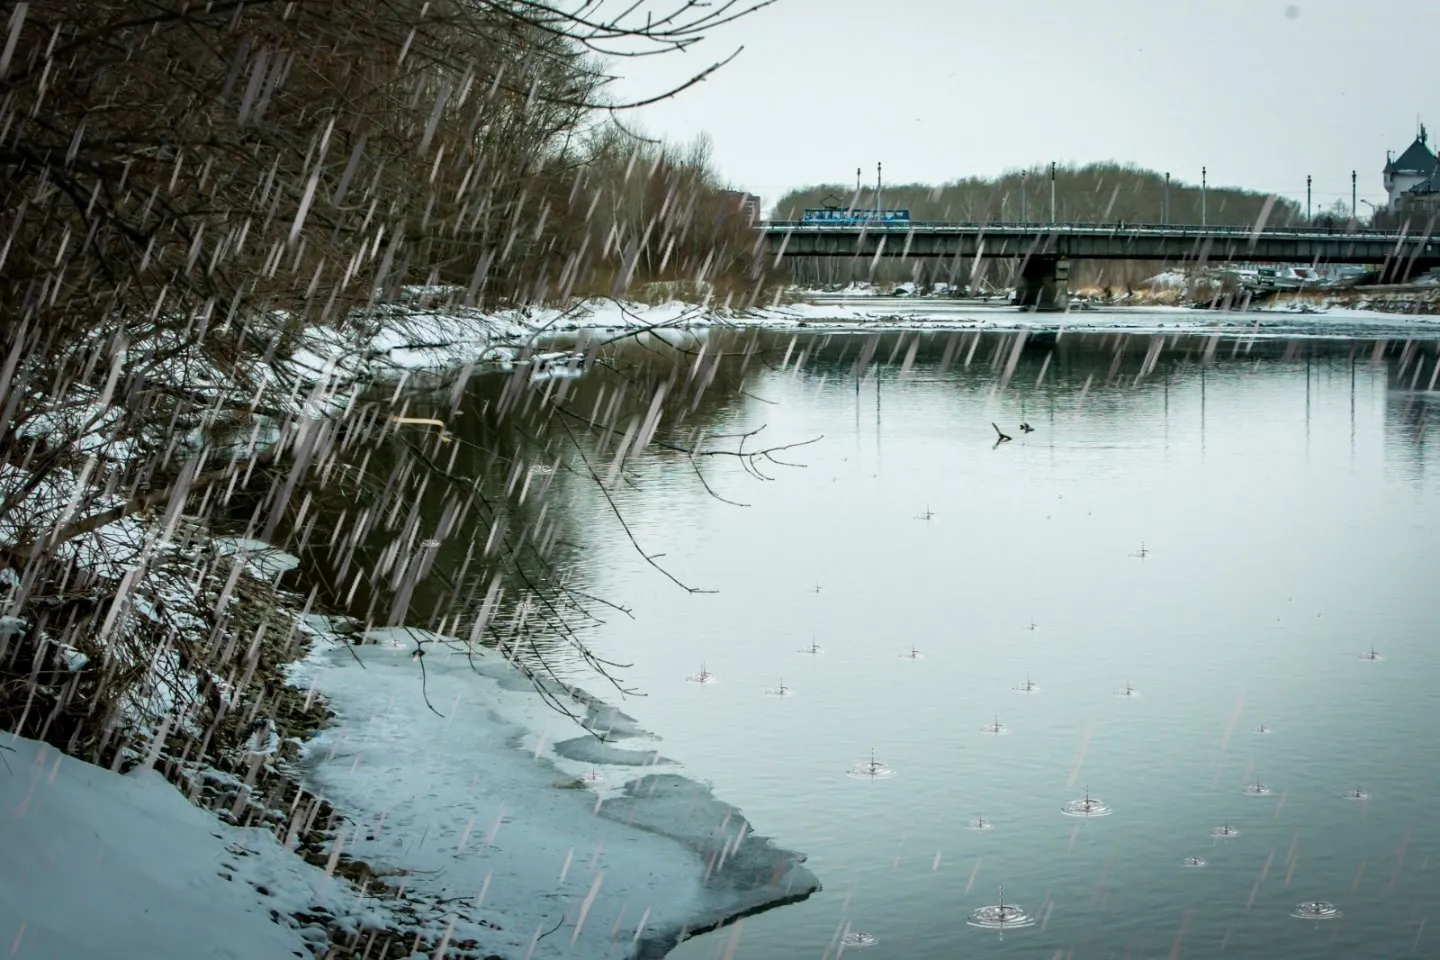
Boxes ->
[294,319,1440,959]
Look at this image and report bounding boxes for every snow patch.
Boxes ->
[214,537,302,579]
[0,735,385,960]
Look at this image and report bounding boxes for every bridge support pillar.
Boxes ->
[1014,256,1070,311]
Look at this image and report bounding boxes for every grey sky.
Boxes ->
[611,0,1440,216]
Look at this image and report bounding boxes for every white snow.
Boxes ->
[289,626,820,960]
[1141,269,1188,288]
[214,537,302,578]
[0,734,387,960]
[287,295,1440,386]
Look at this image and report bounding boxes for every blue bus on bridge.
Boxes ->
[801,208,911,225]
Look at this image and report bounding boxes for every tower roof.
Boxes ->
[1385,134,1437,176]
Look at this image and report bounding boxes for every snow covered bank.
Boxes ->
[287,296,736,385]
[287,291,1440,389]
[0,734,390,960]
[289,625,820,960]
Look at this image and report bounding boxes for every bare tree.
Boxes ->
[0,0,781,759]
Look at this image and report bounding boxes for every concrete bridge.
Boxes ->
[759,220,1440,310]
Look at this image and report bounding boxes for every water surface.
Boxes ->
[548,329,1440,959]
[297,324,1440,958]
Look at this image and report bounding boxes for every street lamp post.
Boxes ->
[1351,170,1357,222]
[1201,166,1208,227]
[1306,174,1312,222]
[1164,172,1170,225]
[1050,161,1057,224]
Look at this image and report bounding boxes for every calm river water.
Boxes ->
[310,320,1440,959]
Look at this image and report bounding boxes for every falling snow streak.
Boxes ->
[1388,826,1413,892]
[1168,908,1196,959]
[1065,721,1095,790]
[1246,851,1276,910]
[1219,687,1246,754]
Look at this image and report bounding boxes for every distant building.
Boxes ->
[1383,126,1438,215]
[1396,167,1440,223]
[721,190,761,223]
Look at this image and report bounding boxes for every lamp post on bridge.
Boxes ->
[1201,166,1208,227]
[1050,161,1057,224]
[1164,172,1170,225]
[1021,172,1028,223]
[1306,174,1312,222]
[1352,170,1357,224]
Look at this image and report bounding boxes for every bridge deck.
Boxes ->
[760,220,1440,267]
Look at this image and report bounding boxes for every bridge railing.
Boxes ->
[759,220,1413,241]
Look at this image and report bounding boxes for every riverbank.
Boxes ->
[1084,274,1440,316]
[0,289,824,958]
[288,290,1440,389]
[1,582,820,960]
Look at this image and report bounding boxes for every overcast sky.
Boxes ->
[609,0,1440,216]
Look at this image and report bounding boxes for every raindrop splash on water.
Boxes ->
[981,715,1011,735]
[1242,778,1274,797]
[1061,787,1112,818]
[685,662,718,685]
[967,886,1036,932]
[1291,901,1341,921]
[765,679,794,697]
[1211,823,1241,839]
[847,748,896,781]
[839,931,878,948]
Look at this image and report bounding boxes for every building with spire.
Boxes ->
[1383,125,1438,215]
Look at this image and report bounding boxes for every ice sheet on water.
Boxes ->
[359,625,458,648]
[292,641,819,960]
[551,736,672,768]
[580,699,652,740]
[599,773,821,958]
[464,657,656,739]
